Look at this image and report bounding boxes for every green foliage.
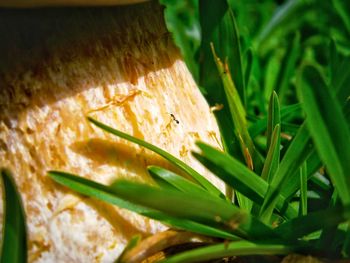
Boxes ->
[2,0,350,261]
[0,169,27,263]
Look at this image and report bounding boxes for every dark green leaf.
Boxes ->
[274,32,300,103]
[193,142,298,219]
[87,117,222,198]
[111,180,274,239]
[147,166,213,197]
[297,65,350,205]
[332,0,350,35]
[48,171,238,240]
[200,0,245,105]
[249,103,301,138]
[162,240,292,263]
[329,40,350,106]
[274,205,350,241]
[261,125,280,184]
[260,123,313,221]
[0,169,27,263]
[266,91,281,152]
[299,162,308,216]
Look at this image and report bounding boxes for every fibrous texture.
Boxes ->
[0,2,223,262]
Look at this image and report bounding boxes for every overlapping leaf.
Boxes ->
[0,169,27,263]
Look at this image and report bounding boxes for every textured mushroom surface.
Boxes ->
[0,2,223,262]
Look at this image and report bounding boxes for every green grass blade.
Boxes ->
[329,40,350,106]
[274,205,350,241]
[299,162,308,216]
[49,170,149,214]
[297,65,350,205]
[110,180,274,239]
[342,224,350,258]
[193,142,298,219]
[161,240,292,263]
[266,91,281,152]
[211,44,259,173]
[332,0,350,34]
[200,0,245,105]
[261,125,280,184]
[281,149,321,199]
[256,0,305,49]
[147,166,214,197]
[260,123,313,221]
[317,191,339,255]
[249,103,301,138]
[87,117,222,198]
[274,32,300,103]
[0,169,27,263]
[244,48,253,89]
[48,171,238,240]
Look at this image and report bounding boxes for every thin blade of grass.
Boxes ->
[0,169,27,263]
[317,191,340,256]
[299,162,308,216]
[281,149,321,199]
[147,166,214,197]
[266,91,281,152]
[161,240,292,263]
[274,32,300,103]
[200,0,245,105]
[48,171,238,240]
[249,103,301,138]
[211,44,260,172]
[259,123,313,221]
[193,142,298,219]
[111,180,274,239]
[274,205,350,241]
[296,65,350,205]
[330,40,350,103]
[244,48,253,89]
[332,0,350,35]
[342,225,350,257]
[261,125,280,183]
[87,117,222,198]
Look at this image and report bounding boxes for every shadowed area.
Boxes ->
[0,2,178,118]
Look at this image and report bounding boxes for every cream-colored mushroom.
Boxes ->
[0,1,223,262]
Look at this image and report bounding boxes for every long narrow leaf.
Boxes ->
[260,123,313,221]
[274,205,350,241]
[297,65,350,204]
[249,103,301,138]
[299,162,308,216]
[211,44,260,173]
[147,166,214,197]
[0,169,27,263]
[48,171,238,240]
[87,117,222,198]
[110,180,274,239]
[266,91,281,151]
[261,125,280,184]
[193,143,298,219]
[162,240,292,263]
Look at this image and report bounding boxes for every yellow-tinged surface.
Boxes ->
[0,2,224,262]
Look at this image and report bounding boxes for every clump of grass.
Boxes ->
[1,0,350,262]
